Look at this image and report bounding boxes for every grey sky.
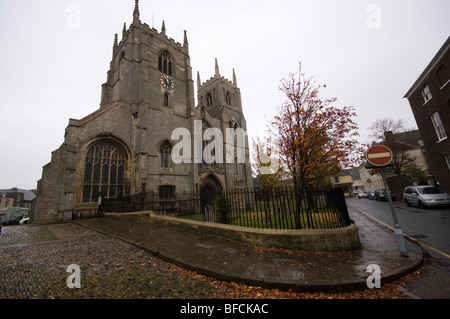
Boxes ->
[0,0,449,190]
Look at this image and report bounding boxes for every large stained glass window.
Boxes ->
[82,140,126,202]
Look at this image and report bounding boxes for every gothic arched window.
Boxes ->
[226,91,232,105]
[163,93,169,106]
[158,51,173,76]
[82,140,126,202]
[160,141,172,168]
[206,92,213,107]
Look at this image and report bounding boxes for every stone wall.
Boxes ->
[105,211,361,252]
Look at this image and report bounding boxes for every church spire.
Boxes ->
[133,0,140,24]
[215,58,220,77]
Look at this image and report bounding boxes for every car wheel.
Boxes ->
[418,201,426,209]
[405,199,411,207]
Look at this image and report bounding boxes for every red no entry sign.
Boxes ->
[366,145,393,167]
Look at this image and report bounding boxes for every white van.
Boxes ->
[403,186,450,208]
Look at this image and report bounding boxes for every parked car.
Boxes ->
[403,186,450,208]
[368,190,376,200]
[356,190,368,199]
[0,207,30,225]
[374,189,396,201]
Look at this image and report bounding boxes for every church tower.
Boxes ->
[98,0,196,196]
[32,0,252,223]
[196,59,253,193]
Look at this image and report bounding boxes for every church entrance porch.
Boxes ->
[200,175,224,215]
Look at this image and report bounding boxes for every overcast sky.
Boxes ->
[0,0,449,190]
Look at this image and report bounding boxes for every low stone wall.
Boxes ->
[105,211,361,252]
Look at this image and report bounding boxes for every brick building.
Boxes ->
[32,1,253,223]
[404,36,450,192]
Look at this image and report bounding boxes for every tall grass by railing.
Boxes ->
[101,187,351,230]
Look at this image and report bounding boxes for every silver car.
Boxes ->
[403,186,450,208]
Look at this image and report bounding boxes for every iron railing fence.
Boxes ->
[101,187,351,230]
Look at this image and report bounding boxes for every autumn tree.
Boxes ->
[251,136,287,190]
[269,63,362,195]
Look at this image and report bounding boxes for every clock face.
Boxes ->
[160,75,174,90]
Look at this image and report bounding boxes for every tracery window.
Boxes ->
[158,51,173,75]
[160,141,172,168]
[82,140,126,202]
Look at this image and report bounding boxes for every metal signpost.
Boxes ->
[366,145,409,257]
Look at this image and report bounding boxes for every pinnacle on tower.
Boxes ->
[113,33,118,50]
[122,22,127,38]
[197,71,201,88]
[183,30,189,49]
[215,58,220,77]
[133,0,140,24]
[161,20,166,35]
[233,69,237,86]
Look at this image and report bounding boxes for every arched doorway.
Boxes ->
[200,175,223,213]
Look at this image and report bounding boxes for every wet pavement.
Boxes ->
[0,206,426,299]
[76,207,423,293]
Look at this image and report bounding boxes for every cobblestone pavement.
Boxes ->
[0,223,225,299]
[0,222,419,299]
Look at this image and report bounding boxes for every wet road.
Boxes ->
[346,196,450,261]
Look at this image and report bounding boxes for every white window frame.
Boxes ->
[445,154,450,172]
[421,85,432,104]
[431,112,447,142]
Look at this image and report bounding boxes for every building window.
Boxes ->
[436,64,450,88]
[421,85,432,103]
[431,112,447,141]
[163,93,169,106]
[159,185,175,199]
[83,140,126,202]
[158,51,173,76]
[226,92,232,105]
[206,92,213,107]
[445,154,450,172]
[160,141,172,168]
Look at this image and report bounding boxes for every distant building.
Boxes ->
[0,193,14,209]
[0,188,36,209]
[404,36,450,192]
[358,164,386,193]
[358,130,433,198]
[330,169,354,196]
[383,130,432,182]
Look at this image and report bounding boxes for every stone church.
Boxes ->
[32,1,253,223]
